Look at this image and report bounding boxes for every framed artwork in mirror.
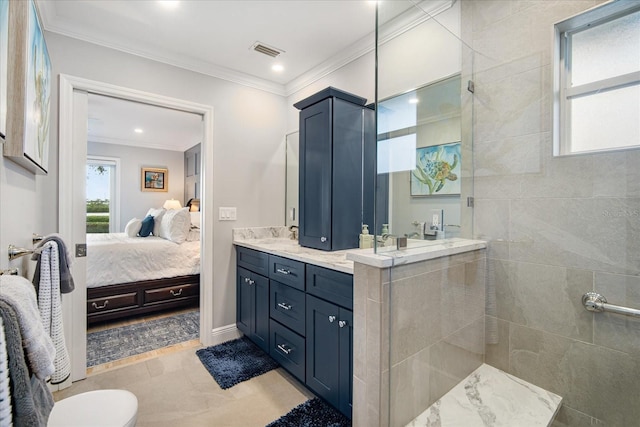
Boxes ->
[411,142,461,196]
[3,0,51,174]
[141,167,168,192]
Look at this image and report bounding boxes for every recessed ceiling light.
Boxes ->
[158,1,180,9]
[134,128,144,134]
[272,64,284,72]
[408,98,419,104]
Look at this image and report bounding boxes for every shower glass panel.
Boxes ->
[376,1,479,426]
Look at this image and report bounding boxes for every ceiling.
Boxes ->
[38,0,451,152]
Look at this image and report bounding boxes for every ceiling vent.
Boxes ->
[251,42,284,58]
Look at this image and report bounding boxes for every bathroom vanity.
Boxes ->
[233,228,355,418]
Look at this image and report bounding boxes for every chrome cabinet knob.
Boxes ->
[320,236,327,242]
[339,320,348,328]
[328,315,336,323]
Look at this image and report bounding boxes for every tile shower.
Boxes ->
[368,0,639,426]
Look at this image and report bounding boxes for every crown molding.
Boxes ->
[285,0,454,97]
[38,0,453,99]
[88,135,192,152]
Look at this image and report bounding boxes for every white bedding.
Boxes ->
[86,233,200,288]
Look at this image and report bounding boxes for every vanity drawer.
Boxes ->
[306,265,353,309]
[269,255,305,291]
[270,319,305,382]
[270,280,306,336]
[144,283,199,305]
[237,246,269,277]
[87,292,138,315]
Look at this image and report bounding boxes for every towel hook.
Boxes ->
[8,244,35,261]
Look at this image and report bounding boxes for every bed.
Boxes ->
[85,230,201,325]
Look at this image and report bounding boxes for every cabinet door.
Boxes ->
[306,295,340,408]
[299,98,332,250]
[338,308,353,417]
[236,267,253,337]
[253,273,270,353]
[236,267,269,353]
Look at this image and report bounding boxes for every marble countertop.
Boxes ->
[406,364,562,427]
[232,227,487,273]
[232,226,354,274]
[346,238,487,268]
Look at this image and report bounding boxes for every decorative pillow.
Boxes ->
[159,207,191,244]
[145,207,166,236]
[138,215,155,237]
[124,218,142,238]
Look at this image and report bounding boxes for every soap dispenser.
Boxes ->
[359,224,373,249]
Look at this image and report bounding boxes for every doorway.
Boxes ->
[58,75,215,384]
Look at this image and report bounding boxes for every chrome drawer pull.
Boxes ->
[170,288,183,297]
[328,315,336,323]
[277,344,292,354]
[276,268,291,275]
[92,300,109,310]
[339,320,348,328]
[278,302,292,310]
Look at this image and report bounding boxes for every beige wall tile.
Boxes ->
[593,272,640,356]
[509,324,640,426]
[484,316,509,371]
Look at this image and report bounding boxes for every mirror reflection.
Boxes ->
[377,74,462,241]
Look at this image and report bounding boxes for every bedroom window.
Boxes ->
[87,156,120,233]
[553,1,640,156]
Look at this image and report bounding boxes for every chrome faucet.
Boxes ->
[288,225,299,240]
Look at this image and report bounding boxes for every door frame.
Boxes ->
[59,74,215,382]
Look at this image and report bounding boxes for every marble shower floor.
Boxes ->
[54,344,313,427]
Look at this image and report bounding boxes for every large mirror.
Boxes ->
[285,131,299,227]
[284,0,473,248]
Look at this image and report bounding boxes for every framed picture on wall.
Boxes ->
[141,167,168,192]
[411,142,461,196]
[2,0,51,174]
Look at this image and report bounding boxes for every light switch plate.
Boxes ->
[219,207,237,221]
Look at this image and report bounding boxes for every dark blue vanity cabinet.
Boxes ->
[235,245,354,418]
[305,265,353,417]
[236,248,270,353]
[295,87,376,251]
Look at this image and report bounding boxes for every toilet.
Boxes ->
[48,389,138,427]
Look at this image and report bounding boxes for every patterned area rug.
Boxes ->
[196,336,280,389]
[87,310,199,367]
[266,398,351,427]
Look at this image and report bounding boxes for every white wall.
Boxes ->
[87,141,185,230]
[39,32,287,330]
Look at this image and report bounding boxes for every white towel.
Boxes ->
[38,242,71,384]
[0,275,55,380]
[0,317,12,427]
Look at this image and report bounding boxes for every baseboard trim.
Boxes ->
[208,323,241,346]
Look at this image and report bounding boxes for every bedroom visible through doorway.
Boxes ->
[84,94,204,373]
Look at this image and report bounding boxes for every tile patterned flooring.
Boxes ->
[54,311,312,426]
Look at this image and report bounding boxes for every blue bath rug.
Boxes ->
[87,310,199,367]
[266,398,351,427]
[196,336,279,390]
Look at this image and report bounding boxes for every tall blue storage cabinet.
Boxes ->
[295,87,376,251]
